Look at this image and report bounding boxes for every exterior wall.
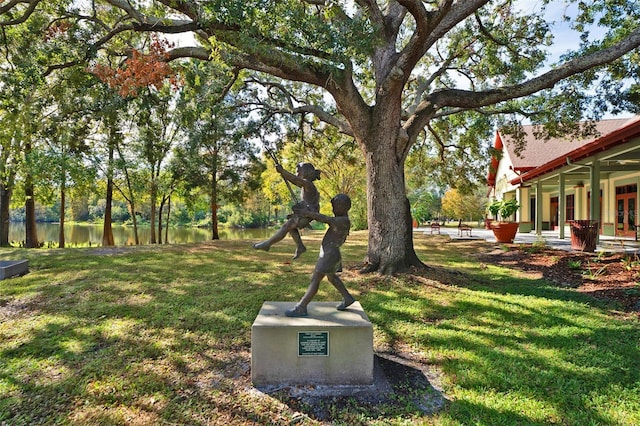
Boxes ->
[517,172,640,236]
[602,172,640,236]
[602,178,613,232]
[542,192,550,228]
[547,190,576,225]
[574,185,585,220]
[493,149,521,199]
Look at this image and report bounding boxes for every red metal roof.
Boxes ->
[486,131,502,186]
[488,116,640,186]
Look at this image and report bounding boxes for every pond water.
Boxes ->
[7,222,272,246]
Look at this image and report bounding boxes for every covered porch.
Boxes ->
[421,226,640,253]
[489,116,640,245]
[513,121,640,241]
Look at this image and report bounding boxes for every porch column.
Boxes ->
[590,159,601,244]
[574,183,584,219]
[536,180,543,236]
[559,173,566,239]
[516,186,529,230]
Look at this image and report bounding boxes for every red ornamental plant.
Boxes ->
[91,36,181,97]
[43,21,72,42]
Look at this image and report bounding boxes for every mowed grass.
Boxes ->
[0,231,639,425]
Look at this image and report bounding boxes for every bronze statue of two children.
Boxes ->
[253,162,355,317]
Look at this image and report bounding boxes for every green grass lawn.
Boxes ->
[1,231,639,425]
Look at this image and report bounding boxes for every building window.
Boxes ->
[566,194,575,221]
[616,184,637,195]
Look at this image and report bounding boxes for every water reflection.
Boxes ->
[8,223,272,246]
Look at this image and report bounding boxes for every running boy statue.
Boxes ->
[253,162,321,259]
[285,193,356,317]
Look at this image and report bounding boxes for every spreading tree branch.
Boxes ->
[404,25,640,141]
[0,0,40,25]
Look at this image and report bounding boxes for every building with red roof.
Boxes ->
[487,116,640,239]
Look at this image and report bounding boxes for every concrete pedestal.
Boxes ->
[0,260,28,280]
[251,301,374,386]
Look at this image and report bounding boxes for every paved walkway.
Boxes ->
[417,226,640,253]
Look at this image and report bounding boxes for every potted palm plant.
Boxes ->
[488,198,520,243]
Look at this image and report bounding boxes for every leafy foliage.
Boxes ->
[488,198,520,222]
[172,60,261,234]
[90,36,181,98]
[441,188,488,222]
[408,188,441,224]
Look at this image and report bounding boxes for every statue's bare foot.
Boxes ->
[292,245,306,259]
[337,296,355,311]
[285,305,308,317]
[253,242,270,251]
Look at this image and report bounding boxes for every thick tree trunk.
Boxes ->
[211,201,219,240]
[131,202,139,245]
[356,101,424,274]
[210,172,219,240]
[150,181,157,244]
[158,197,164,244]
[360,142,423,274]
[158,194,171,244]
[102,177,115,246]
[116,142,139,245]
[58,183,66,248]
[164,196,170,244]
[102,143,115,246]
[124,198,139,245]
[24,140,39,248]
[0,184,12,247]
[0,151,14,247]
[25,179,38,248]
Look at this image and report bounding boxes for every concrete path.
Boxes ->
[417,226,640,253]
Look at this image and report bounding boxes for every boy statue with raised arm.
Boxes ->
[285,193,356,317]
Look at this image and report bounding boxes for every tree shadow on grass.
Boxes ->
[2,242,638,424]
[0,247,305,424]
[364,267,640,425]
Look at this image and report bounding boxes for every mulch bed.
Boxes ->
[475,244,640,313]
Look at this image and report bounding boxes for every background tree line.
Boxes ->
[0,28,446,247]
[0,6,451,248]
[0,49,385,247]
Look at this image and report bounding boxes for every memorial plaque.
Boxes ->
[298,331,329,356]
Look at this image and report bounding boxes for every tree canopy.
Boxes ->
[2,0,640,272]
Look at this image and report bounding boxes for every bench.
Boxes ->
[458,225,472,237]
[430,223,441,234]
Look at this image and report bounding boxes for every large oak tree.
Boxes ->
[3,0,640,272]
